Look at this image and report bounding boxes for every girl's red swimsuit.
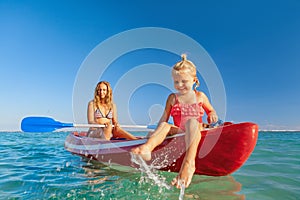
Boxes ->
[170,94,204,131]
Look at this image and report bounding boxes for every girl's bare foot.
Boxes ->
[171,160,195,188]
[131,144,152,161]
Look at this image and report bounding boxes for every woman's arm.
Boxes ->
[87,101,95,124]
[111,103,137,139]
[111,103,118,126]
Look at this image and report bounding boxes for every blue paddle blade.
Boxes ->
[21,116,73,132]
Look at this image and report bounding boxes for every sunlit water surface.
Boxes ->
[0,131,299,199]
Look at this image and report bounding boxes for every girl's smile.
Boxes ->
[172,71,195,94]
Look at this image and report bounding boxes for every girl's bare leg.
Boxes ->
[171,119,202,188]
[131,122,178,161]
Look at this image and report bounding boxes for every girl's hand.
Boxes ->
[207,112,218,124]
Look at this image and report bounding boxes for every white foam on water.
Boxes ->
[130,153,187,199]
[178,179,186,200]
[130,153,171,190]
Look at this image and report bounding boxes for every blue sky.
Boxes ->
[1,0,299,131]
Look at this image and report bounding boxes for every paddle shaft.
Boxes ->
[21,116,217,132]
[73,124,149,129]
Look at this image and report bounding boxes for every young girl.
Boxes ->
[131,54,218,188]
[87,81,137,140]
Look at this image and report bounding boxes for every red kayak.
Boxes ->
[64,122,258,176]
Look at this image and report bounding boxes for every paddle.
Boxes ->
[21,116,157,132]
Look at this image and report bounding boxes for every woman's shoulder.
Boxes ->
[88,100,94,106]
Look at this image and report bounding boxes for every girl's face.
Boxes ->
[172,71,195,94]
[97,83,108,99]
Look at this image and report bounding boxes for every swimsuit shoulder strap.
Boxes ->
[106,108,113,117]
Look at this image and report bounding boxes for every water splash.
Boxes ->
[130,153,188,199]
[178,179,185,200]
[130,153,171,190]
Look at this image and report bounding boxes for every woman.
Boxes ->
[87,81,137,140]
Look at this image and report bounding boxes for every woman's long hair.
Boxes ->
[93,81,113,109]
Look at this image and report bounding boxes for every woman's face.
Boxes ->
[97,83,108,99]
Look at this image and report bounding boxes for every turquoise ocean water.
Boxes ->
[0,131,299,200]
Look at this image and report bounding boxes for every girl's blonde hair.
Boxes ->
[94,81,113,109]
[172,54,200,90]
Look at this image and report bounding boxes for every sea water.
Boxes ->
[0,131,299,199]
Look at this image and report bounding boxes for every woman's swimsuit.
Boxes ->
[170,93,204,131]
[94,108,113,119]
[88,107,113,139]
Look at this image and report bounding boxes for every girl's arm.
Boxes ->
[199,92,218,124]
[158,93,175,124]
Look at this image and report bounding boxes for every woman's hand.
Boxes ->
[114,122,120,127]
[105,122,112,128]
[95,117,110,125]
